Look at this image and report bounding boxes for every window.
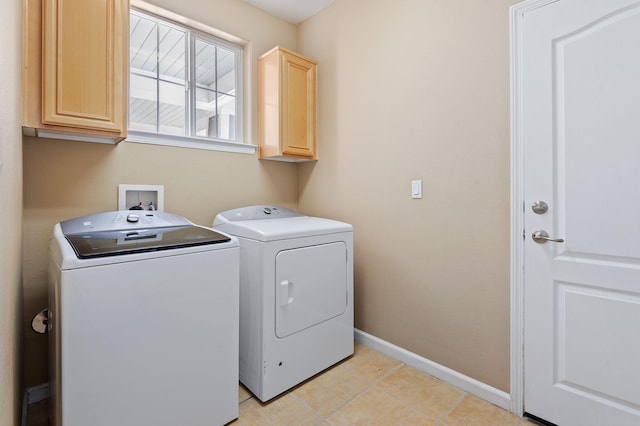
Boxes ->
[128,7,250,152]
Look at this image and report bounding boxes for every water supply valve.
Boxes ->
[31,309,49,334]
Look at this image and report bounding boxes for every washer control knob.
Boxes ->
[127,214,140,223]
[263,207,272,215]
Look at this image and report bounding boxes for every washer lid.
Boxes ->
[60,211,231,259]
[64,226,231,259]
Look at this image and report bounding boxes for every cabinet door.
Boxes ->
[42,0,127,133]
[280,50,317,159]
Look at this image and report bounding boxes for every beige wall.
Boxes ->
[22,0,519,397]
[297,0,518,391]
[1,0,23,424]
[22,0,298,388]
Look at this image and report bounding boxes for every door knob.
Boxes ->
[532,230,564,244]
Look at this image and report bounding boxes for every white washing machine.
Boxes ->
[213,206,353,401]
[48,211,239,426]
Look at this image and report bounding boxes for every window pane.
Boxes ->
[158,24,186,83]
[129,73,157,132]
[195,39,216,90]
[195,88,216,138]
[217,93,236,140]
[159,81,186,136]
[129,9,243,146]
[130,13,158,76]
[217,46,236,94]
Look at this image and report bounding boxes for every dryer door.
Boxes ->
[275,242,347,338]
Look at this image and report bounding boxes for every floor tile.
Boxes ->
[234,393,324,426]
[238,384,252,404]
[328,386,436,426]
[28,344,531,426]
[442,394,531,426]
[377,365,464,420]
[338,343,403,383]
[292,361,371,417]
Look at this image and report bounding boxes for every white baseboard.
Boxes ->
[354,329,512,411]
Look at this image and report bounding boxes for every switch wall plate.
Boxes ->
[411,180,422,199]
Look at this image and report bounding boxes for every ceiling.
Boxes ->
[240,0,336,24]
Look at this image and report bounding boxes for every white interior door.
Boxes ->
[520,0,640,425]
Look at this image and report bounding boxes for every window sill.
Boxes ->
[125,131,257,154]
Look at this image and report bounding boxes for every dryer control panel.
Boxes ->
[214,206,302,223]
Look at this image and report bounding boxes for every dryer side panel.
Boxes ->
[275,242,347,338]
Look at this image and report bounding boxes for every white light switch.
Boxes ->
[411,180,422,199]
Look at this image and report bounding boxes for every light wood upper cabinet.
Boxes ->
[259,46,317,161]
[23,0,128,143]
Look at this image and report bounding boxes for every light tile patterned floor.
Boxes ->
[26,343,536,425]
[234,343,534,426]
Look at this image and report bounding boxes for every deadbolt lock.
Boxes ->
[531,201,548,214]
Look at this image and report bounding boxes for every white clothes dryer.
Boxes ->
[213,206,354,402]
[48,211,239,426]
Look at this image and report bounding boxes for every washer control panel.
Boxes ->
[60,211,191,235]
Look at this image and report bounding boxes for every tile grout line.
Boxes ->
[238,352,408,425]
[372,380,450,425]
[370,362,469,426]
[434,392,468,426]
[375,361,405,384]
[287,391,327,424]
[323,361,405,425]
[239,357,477,426]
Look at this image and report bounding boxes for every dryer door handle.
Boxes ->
[278,280,294,306]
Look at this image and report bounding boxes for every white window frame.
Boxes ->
[126,0,255,154]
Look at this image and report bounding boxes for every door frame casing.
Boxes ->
[509,0,560,416]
